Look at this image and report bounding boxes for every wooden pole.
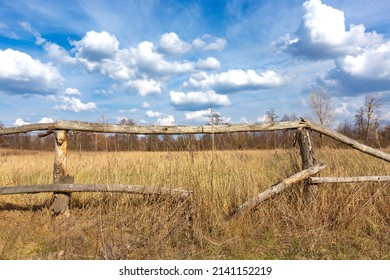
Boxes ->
[50,130,71,216]
[227,162,326,220]
[297,128,318,204]
[306,120,390,163]
[0,184,192,199]
[310,176,390,184]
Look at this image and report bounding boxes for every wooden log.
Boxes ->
[228,162,327,220]
[305,120,390,163]
[50,130,71,216]
[0,120,309,136]
[297,128,318,204]
[0,184,192,199]
[310,176,390,184]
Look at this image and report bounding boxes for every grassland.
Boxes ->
[0,147,389,259]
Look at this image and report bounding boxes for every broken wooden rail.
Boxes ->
[227,162,327,220]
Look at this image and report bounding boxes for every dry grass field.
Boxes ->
[0,147,389,259]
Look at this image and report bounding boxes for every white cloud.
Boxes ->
[193,34,227,52]
[340,42,390,79]
[257,115,268,123]
[0,48,63,95]
[64,87,82,96]
[142,102,150,108]
[145,110,162,118]
[159,32,192,55]
[275,0,383,60]
[72,30,119,61]
[157,115,175,126]
[184,109,211,121]
[183,69,286,92]
[133,41,194,76]
[196,57,220,70]
[14,118,30,126]
[38,117,54,123]
[44,42,77,64]
[124,78,162,96]
[54,96,96,112]
[169,90,230,110]
[20,21,46,45]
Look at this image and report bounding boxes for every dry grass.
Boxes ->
[0,147,389,259]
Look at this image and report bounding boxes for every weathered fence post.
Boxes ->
[297,128,318,204]
[50,130,72,216]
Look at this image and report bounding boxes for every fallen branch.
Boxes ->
[310,176,390,184]
[0,184,192,199]
[228,162,326,220]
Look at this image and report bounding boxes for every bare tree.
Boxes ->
[265,108,278,123]
[309,92,335,128]
[363,95,383,144]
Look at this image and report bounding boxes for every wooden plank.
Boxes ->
[305,120,390,163]
[310,176,390,184]
[0,184,192,199]
[0,120,309,135]
[228,162,326,220]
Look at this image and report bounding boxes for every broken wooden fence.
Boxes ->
[0,119,389,218]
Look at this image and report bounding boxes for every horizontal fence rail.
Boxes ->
[0,184,192,199]
[0,120,309,136]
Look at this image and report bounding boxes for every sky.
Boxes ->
[0,0,390,127]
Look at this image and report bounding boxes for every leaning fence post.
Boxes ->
[50,130,72,216]
[297,128,318,204]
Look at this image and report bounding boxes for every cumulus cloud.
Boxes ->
[14,118,30,126]
[157,115,175,126]
[159,32,192,55]
[133,41,194,76]
[145,110,162,118]
[54,96,96,112]
[124,78,162,96]
[38,117,54,123]
[44,42,77,64]
[169,90,230,110]
[72,30,119,61]
[183,69,286,93]
[274,0,383,60]
[196,57,220,70]
[315,42,390,95]
[0,48,63,95]
[193,34,227,52]
[142,102,151,108]
[184,109,211,122]
[64,87,82,96]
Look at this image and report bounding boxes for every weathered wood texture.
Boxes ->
[228,162,327,220]
[0,120,309,135]
[1,119,389,162]
[0,184,192,199]
[310,176,390,184]
[306,120,390,162]
[50,130,71,216]
[297,128,318,203]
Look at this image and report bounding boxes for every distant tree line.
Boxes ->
[1,94,389,151]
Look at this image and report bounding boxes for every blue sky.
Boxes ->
[1,0,390,127]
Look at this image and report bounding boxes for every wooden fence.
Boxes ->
[0,119,389,219]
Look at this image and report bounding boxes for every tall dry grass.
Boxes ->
[0,147,389,259]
